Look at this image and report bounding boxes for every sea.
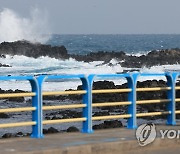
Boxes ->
[0,34,180,91]
[0,34,180,135]
[48,34,180,55]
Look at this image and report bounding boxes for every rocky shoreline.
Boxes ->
[1,40,180,138]
[1,79,180,138]
[1,40,180,68]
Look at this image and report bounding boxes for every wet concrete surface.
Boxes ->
[0,125,180,154]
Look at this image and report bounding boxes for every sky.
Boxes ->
[0,0,180,34]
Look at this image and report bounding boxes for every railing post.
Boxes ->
[126,73,139,129]
[80,75,94,133]
[165,72,179,125]
[30,78,43,138]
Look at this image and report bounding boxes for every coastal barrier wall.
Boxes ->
[0,73,179,138]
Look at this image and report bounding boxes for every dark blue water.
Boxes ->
[47,34,180,55]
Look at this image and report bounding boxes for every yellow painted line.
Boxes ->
[92,89,131,94]
[0,107,36,113]
[175,86,180,90]
[175,98,180,102]
[0,121,36,128]
[92,101,131,107]
[0,92,35,98]
[43,90,86,96]
[175,110,180,114]
[43,118,86,124]
[136,99,170,104]
[136,87,171,92]
[43,104,86,110]
[136,111,170,117]
[92,114,131,120]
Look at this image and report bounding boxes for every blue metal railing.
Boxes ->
[0,72,179,138]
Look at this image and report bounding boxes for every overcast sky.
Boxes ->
[0,0,180,34]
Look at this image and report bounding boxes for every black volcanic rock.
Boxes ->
[15,132,24,137]
[0,113,10,119]
[0,88,25,102]
[0,54,10,67]
[2,133,14,138]
[71,51,126,63]
[76,80,180,119]
[1,41,180,68]
[67,126,79,132]
[45,127,59,134]
[72,48,180,68]
[0,54,6,58]
[45,110,82,120]
[0,63,11,67]
[0,40,69,59]
[93,120,123,130]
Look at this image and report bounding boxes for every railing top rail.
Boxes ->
[33,72,180,81]
[0,76,35,81]
[43,74,86,80]
[140,73,166,76]
[95,73,130,78]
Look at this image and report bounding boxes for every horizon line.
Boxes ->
[51,33,180,35]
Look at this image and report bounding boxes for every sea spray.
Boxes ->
[0,8,51,43]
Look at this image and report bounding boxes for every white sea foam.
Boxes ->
[0,8,51,43]
[126,50,152,57]
[1,55,180,91]
[0,55,123,75]
[0,55,123,91]
[138,64,180,82]
[140,64,180,73]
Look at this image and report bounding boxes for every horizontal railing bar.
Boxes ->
[136,111,170,117]
[0,121,36,128]
[136,87,171,92]
[0,76,35,81]
[175,86,180,90]
[0,87,172,98]
[0,107,36,113]
[92,114,131,120]
[42,90,86,96]
[175,98,180,102]
[46,74,86,80]
[43,89,132,96]
[96,74,130,78]
[43,104,86,110]
[0,92,36,98]
[136,99,170,104]
[175,110,180,114]
[92,89,131,94]
[92,101,131,107]
[43,118,86,124]
[140,73,166,76]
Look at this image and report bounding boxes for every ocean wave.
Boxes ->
[0,55,123,76]
[0,8,51,43]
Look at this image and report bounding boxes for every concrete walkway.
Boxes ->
[0,125,180,154]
